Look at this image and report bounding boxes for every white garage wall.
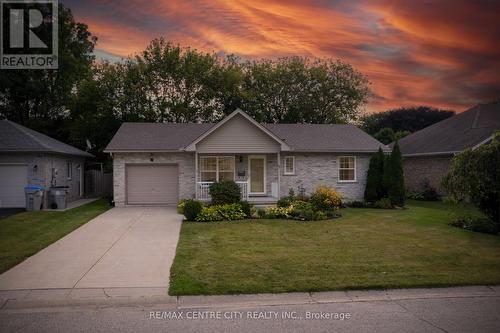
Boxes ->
[0,153,86,207]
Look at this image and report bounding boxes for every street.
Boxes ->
[1,287,499,332]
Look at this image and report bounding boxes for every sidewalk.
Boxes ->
[1,285,499,310]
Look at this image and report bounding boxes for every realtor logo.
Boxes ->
[1,0,58,69]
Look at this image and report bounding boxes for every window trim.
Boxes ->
[199,156,235,182]
[338,156,356,183]
[283,156,295,175]
[66,161,72,180]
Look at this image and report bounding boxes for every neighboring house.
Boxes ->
[0,120,94,208]
[398,102,500,194]
[104,109,386,206]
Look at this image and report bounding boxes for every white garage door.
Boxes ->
[126,165,179,205]
[0,165,28,208]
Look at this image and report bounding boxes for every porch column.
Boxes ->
[195,151,198,199]
[277,152,281,199]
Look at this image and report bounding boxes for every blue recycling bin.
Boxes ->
[25,185,44,211]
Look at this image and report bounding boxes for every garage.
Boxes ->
[126,164,179,205]
[0,164,28,208]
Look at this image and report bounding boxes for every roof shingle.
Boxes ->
[397,103,500,156]
[105,119,386,153]
[0,120,93,157]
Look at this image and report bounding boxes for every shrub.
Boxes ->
[420,181,440,201]
[373,197,393,209]
[239,201,252,218]
[264,206,292,219]
[450,217,499,235]
[177,199,188,214]
[315,211,328,220]
[257,208,266,218]
[209,180,241,205]
[310,186,342,211]
[348,201,366,208]
[183,199,203,221]
[408,180,440,201]
[289,201,317,220]
[277,197,292,208]
[195,203,246,222]
[443,135,500,225]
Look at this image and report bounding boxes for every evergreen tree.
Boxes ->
[364,147,385,201]
[384,142,406,206]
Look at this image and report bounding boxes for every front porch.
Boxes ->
[195,153,280,204]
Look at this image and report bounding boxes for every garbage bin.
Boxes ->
[49,187,68,210]
[25,185,44,211]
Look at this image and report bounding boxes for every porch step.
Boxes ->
[247,197,278,207]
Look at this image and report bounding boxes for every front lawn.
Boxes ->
[169,201,500,295]
[0,199,110,273]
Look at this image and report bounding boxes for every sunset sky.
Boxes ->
[64,0,500,113]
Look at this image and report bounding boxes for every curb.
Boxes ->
[1,285,499,311]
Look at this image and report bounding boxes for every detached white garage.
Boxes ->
[126,164,179,205]
[0,120,94,209]
[0,164,28,208]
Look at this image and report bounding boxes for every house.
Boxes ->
[0,120,94,208]
[104,109,386,206]
[398,102,500,194]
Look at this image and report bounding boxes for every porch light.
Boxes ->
[149,153,154,162]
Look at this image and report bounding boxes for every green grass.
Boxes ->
[169,201,500,295]
[0,199,110,273]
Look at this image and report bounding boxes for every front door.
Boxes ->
[249,156,266,194]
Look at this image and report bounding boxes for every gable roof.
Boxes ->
[397,103,500,156]
[184,109,291,151]
[0,120,93,157]
[105,110,386,153]
[105,122,215,151]
[263,123,385,152]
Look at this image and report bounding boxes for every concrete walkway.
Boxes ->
[0,207,182,291]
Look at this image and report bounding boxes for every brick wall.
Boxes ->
[279,153,370,201]
[403,155,453,194]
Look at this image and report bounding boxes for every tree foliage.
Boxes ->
[362,106,454,136]
[443,136,500,224]
[0,4,96,137]
[364,148,386,202]
[383,142,406,206]
[241,57,369,124]
[373,127,411,144]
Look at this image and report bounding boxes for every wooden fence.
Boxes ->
[85,170,112,198]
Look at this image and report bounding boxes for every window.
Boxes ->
[284,156,295,175]
[338,156,356,182]
[200,156,235,182]
[66,161,72,180]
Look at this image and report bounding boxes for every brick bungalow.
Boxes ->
[398,102,500,194]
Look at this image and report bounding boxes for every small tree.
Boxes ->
[443,135,500,224]
[374,128,395,144]
[364,147,385,202]
[383,142,405,206]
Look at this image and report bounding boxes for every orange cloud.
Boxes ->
[65,0,500,113]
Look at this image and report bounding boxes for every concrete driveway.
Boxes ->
[0,207,183,290]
